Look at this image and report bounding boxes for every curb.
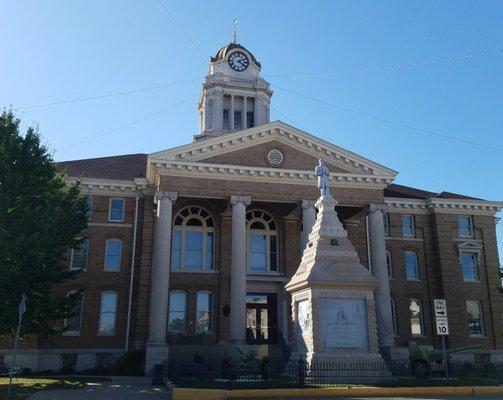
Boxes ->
[173,385,503,399]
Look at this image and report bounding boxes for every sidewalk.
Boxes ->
[28,376,169,400]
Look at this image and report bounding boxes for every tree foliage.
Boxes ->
[0,110,88,337]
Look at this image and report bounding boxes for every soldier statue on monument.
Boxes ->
[315,159,330,197]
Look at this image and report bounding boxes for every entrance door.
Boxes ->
[246,293,277,344]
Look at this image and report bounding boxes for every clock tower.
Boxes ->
[195,38,273,141]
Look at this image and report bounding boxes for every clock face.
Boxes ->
[228,51,249,72]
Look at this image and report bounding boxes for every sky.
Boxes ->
[1,1,502,261]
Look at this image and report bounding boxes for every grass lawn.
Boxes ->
[0,376,111,400]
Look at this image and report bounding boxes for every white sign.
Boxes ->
[434,299,447,317]
[320,299,368,349]
[436,317,449,335]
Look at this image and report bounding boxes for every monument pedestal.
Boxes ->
[286,195,385,366]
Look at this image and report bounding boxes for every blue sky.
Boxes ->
[1,1,502,260]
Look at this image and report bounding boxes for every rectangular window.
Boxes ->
[223,109,230,130]
[246,111,254,128]
[458,216,473,237]
[109,198,125,222]
[405,251,420,280]
[70,238,89,270]
[269,235,278,272]
[98,292,118,335]
[402,215,415,237]
[171,230,181,269]
[461,252,480,281]
[63,291,83,335]
[185,231,203,269]
[85,196,93,221]
[386,250,394,278]
[409,298,424,336]
[205,232,214,270]
[467,300,485,336]
[104,239,122,271]
[383,213,390,236]
[234,110,242,130]
[196,291,213,333]
[248,234,267,272]
[167,291,187,334]
[391,297,398,336]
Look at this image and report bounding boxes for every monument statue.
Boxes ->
[315,159,330,197]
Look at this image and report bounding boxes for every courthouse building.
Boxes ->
[2,39,503,372]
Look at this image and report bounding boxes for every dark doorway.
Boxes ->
[246,293,277,344]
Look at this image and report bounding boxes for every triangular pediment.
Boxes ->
[150,121,397,178]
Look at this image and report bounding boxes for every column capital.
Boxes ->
[369,203,390,214]
[230,195,251,206]
[154,191,178,203]
[302,200,316,209]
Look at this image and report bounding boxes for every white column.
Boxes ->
[229,195,251,343]
[243,96,248,129]
[301,200,316,250]
[230,94,235,131]
[145,191,177,373]
[368,204,395,348]
[254,94,261,126]
[215,90,223,131]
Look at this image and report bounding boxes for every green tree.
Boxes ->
[0,110,88,337]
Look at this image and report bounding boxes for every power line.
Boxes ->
[56,95,196,152]
[265,48,503,79]
[272,84,503,153]
[19,77,201,110]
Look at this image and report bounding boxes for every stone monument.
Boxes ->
[285,160,384,364]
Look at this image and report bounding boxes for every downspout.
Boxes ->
[125,195,140,352]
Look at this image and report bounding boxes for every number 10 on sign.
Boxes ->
[436,317,449,335]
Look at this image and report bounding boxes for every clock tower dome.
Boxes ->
[195,38,273,141]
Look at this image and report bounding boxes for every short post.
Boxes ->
[7,294,26,400]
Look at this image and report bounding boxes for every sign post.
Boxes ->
[6,294,27,400]
[434,299,449,380]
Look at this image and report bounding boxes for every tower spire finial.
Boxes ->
[232,19,238,43]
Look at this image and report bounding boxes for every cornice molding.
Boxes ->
[66,177,150,197]
[149,159,393,190]
[384,197,503,216]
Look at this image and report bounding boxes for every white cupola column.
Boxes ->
[230,95,235,131]
[243,96,248,129]
[215,90,223,131]
[229,195,251,343]
[145,190,177,373]
[368,204,395,348]
[301,200,316,250]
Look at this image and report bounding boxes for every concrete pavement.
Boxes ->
[27,376,169,400]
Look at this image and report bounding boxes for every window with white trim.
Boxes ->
[171,207,214,270]
[109,198,125,222]
[409,298,424,336]
[383,213,390,236]
[246,210,278,273]
[405,251,419,280]
[167,291,187,334]
[390,297,398,336]
[98,291,118,335]
[196,291,214,333]
[63,291,83,335]
[461,252,480,281]
[246,111,254,128]
[386,250,394,279]
[467,300,485,336]
[402,215,415,237]
[223,109,230,130]
[70,238,89,270]
[458,216,473,237]
[104,238,122,271]
[234,110,242,130]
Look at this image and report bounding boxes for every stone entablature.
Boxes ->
[66,176,150,197]
[385,197,503,216]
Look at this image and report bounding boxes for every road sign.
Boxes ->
[434,299,447,317]
[436,317,449,335]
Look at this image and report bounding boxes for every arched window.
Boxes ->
[246,210,278,273]
[171,207,215,270]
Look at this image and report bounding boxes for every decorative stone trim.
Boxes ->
[385,197,503,216]
[149,160,394,190]
[149,121,398,178]
[230,195,251,206]
[66,177,149,197]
